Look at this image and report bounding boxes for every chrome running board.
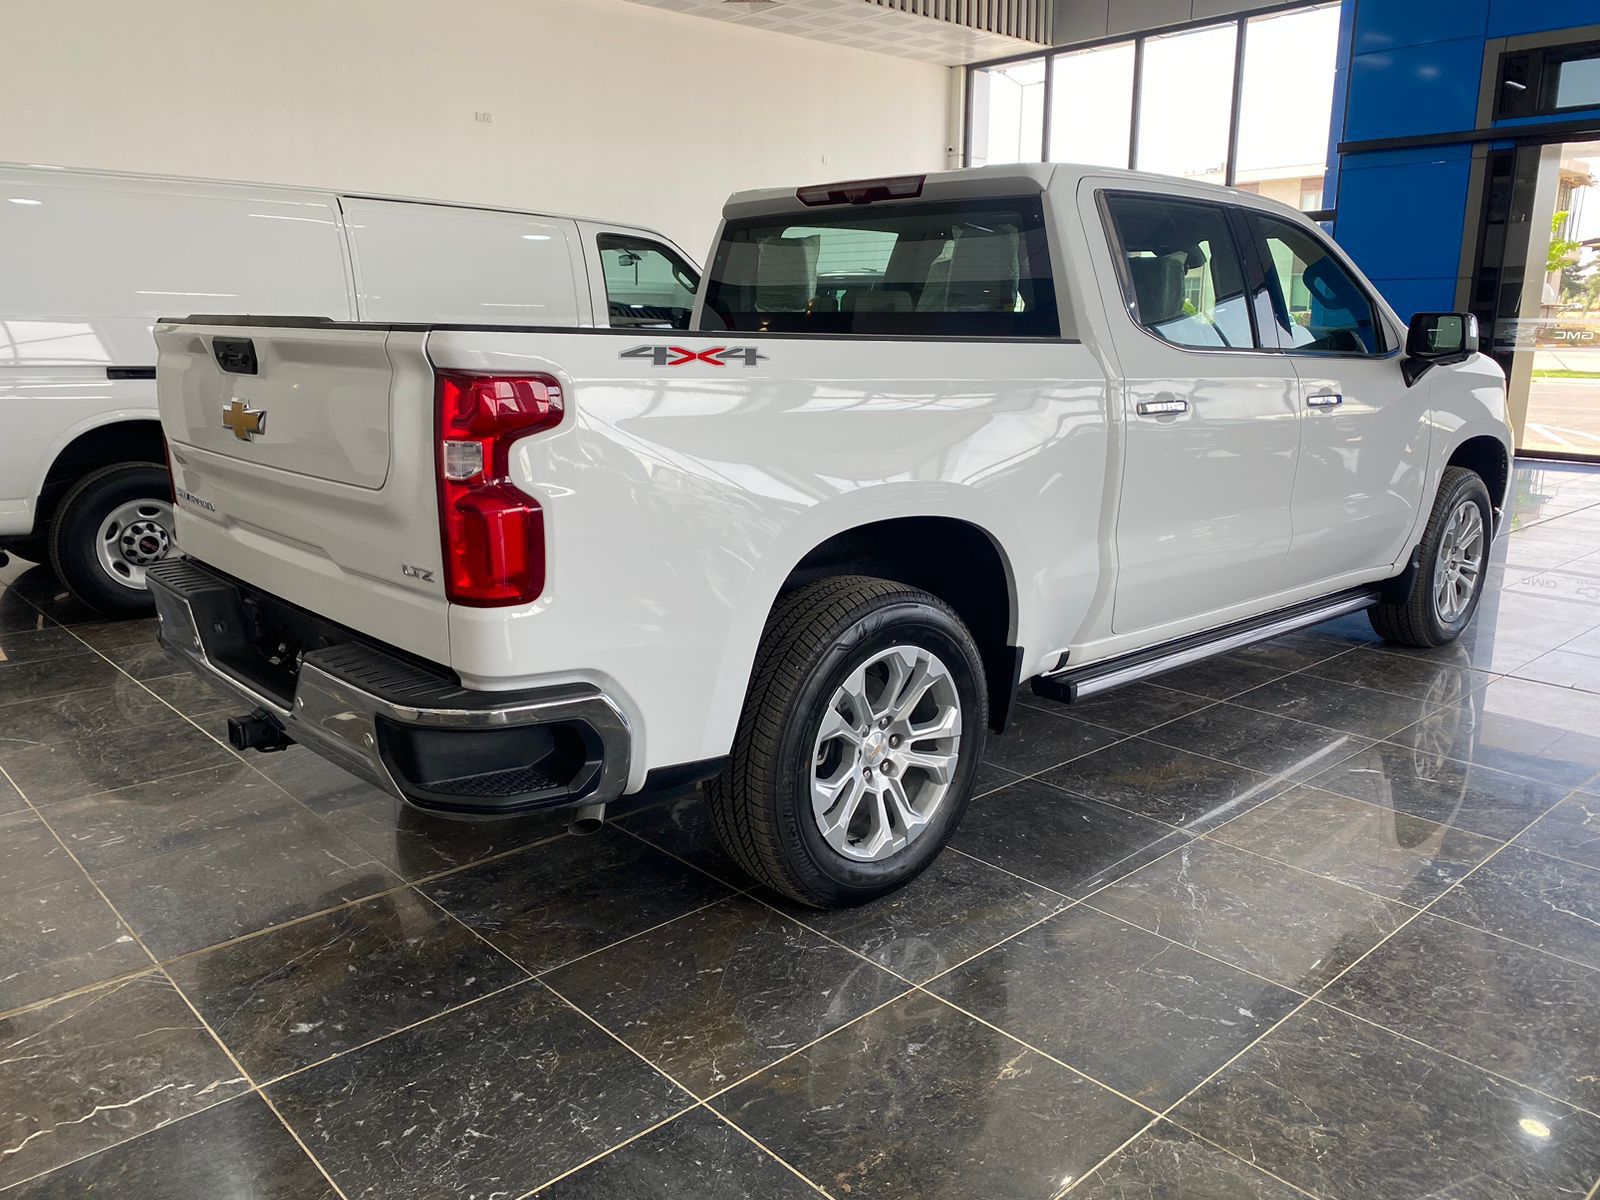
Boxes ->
[1033,587,1380,704]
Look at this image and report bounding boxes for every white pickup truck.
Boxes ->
[147,164,1512,908]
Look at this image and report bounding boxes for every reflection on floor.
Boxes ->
[3,460,1600,1198]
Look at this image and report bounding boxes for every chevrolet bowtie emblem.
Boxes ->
[222,398,267,442]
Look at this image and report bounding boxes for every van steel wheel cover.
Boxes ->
[95,498,175,590]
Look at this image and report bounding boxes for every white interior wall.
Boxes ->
[1,0,954,262]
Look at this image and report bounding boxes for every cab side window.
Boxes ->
[1104,194,1255,351]
[1249,214,1381,355]
[597,235,699,330]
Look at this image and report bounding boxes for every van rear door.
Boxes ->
[341,198,587,326]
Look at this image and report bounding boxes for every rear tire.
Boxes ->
[1369,466,1492,648]
[707,575,989,908]
[48,463,174,619]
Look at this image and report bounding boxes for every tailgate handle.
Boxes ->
[213,337,259,376]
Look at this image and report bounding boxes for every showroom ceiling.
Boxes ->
[621,0,1049,64]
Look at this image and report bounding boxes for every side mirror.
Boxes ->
[1403,312,1479,386]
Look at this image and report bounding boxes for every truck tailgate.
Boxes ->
[155,319,449,663]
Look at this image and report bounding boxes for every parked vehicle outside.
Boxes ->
[146,164,1511,907]
[0,164,698,615]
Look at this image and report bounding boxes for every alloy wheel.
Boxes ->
[1432,498,1485,623]
[810,644,963,863]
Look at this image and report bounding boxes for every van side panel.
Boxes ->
[342,199,587,326]
[0,167,352,535]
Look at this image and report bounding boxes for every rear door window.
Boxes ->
[700,198,1058,337]
[1102,193,1257,351]
[597,235,699,330]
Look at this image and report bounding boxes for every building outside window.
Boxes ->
[967,2,1341,214]
[1048,41,1135,167]
[970,58,1045,166]
[1232,5,1342,208]
[1135,24,1238,185]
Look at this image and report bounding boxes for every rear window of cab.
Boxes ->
[699,197,1059,338]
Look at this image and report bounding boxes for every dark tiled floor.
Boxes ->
[2,460,1600,1197]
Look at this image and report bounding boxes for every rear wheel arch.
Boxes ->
[33,419,166,537]
[776,516,1020,732]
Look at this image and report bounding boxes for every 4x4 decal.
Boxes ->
[620,345,768,367]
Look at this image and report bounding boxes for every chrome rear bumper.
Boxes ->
[146,558,631,817]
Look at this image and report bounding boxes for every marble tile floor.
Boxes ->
[3,459,1600,1198]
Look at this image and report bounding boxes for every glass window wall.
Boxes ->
[967,3,1341,214]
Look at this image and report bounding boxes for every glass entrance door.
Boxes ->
[1480,139,1600,460]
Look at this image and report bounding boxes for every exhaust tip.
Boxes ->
[568,802,606,836]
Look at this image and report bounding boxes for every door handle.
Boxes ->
[1136,397,1188,416]
[1307,392,1343,408]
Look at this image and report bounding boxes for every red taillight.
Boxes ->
[435,371,563,606]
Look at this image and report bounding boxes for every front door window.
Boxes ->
[597,235,698,330]
[1250,214,1382,355]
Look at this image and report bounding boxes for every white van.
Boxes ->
[0,164,700,615]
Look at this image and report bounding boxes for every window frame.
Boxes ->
[695,195,1065,341]
[1496,38,1600,120]
[964,0,1339,223]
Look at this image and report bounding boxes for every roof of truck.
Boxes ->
[722,162,1312,222]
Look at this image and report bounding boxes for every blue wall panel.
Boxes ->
[1346,37,1485,141]
[1487,0,1600,39]
[1330,0,1600,324]
[1363,276,1461,323]
[1354,0,1489,55]
[1335,146,1474,286]
[1335,143,1473,319]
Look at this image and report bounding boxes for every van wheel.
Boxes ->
[707,575,988,908]
[1369,466,1492,648]
[49,463,175,618]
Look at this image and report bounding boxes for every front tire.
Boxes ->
[48,463,175,619]
[707,576,989,908]
[1369,465,1492,648]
